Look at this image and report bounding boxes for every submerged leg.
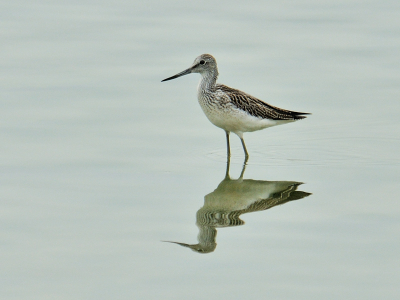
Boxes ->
[240,137,249,158]
[225,131,231,158]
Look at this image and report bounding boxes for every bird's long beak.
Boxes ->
[161,67,193,82]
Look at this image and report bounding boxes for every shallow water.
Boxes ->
[1,1,399,299]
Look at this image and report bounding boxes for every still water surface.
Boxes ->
[1,1,399,299]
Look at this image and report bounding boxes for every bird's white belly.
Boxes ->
[198,99,293,134]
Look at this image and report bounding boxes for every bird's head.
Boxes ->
[162,54,217,82]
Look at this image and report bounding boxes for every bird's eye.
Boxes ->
[199,60,206,65]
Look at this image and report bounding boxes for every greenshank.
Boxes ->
[162,54,310,158]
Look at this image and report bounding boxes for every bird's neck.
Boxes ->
[198,69,219,93]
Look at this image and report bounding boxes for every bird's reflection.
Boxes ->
[166,159,312,254]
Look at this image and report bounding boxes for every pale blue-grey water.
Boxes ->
[1,1,399,299]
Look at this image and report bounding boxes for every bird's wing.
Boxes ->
[217,84,310,120]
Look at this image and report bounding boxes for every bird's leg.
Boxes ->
[243,152,249,165]
[240,137,249,159]
[225,131,231,158]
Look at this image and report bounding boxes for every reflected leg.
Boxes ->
[239,159,247,179]
[225,155,231,179]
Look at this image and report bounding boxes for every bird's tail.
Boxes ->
[291,111,311,120]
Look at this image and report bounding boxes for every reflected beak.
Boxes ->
[161,67,193,82]
[162,241,192,248]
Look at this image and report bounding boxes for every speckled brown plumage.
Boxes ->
[217,84,309,120]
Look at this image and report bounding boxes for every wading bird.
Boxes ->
[162,54,310,159]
